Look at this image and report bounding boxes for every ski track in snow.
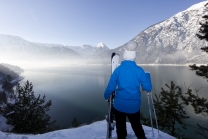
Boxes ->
[0,120,175,139]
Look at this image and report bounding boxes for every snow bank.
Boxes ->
[0,115,12,132]
[0,120,176,139]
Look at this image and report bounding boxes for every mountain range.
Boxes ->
[0,1,207,65]
[0,34,109,65]
[66,42,109,57]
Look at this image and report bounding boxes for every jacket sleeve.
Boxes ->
[140,71,152,92]
[104,68,119,100]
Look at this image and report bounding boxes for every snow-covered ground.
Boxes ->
[0,119,175,139]
[0,115,12,132]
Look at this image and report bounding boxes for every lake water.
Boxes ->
[20,65,208,130]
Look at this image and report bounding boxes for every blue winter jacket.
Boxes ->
[104,60,152,114]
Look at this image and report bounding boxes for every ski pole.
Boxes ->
[144,71,159,137]
[147,92,154,137]
[149,92,159,135]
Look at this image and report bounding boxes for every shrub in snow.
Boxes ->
[6,80,56,134]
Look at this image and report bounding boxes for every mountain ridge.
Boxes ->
[0,1,207,65]
[104,1,208,64]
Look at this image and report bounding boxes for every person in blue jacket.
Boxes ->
[104,41,152,139]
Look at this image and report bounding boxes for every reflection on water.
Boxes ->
[20,65,208,129]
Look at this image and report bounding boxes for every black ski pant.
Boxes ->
[114,109,146,139]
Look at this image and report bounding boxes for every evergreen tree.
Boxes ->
[0,91,7,115]
[190,2,208,80]
[181,86,208,139]
[153,81,189,138]
[71,117,80,127]
[6,80,55,134]
[2,75,13,92]
[188,2,208,138]
[0,91,7,104]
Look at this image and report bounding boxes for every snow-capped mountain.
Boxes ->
[0,34,46,54]
[0,34,110,65]
[67,42,110,57]
[0,34,80,61]
[92,42,110,55]
[107,1,208,64]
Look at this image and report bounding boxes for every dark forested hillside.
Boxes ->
[1,63,23,74]
[0,64,20,80]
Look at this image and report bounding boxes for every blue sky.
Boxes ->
[0,0,205,49]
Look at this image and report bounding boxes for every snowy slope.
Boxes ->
[0,120,175,139]
[0,115,12,132]
[109,1,208,64]
[0,34,46,54]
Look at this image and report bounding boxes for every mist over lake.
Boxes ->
[19,65,208,128]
